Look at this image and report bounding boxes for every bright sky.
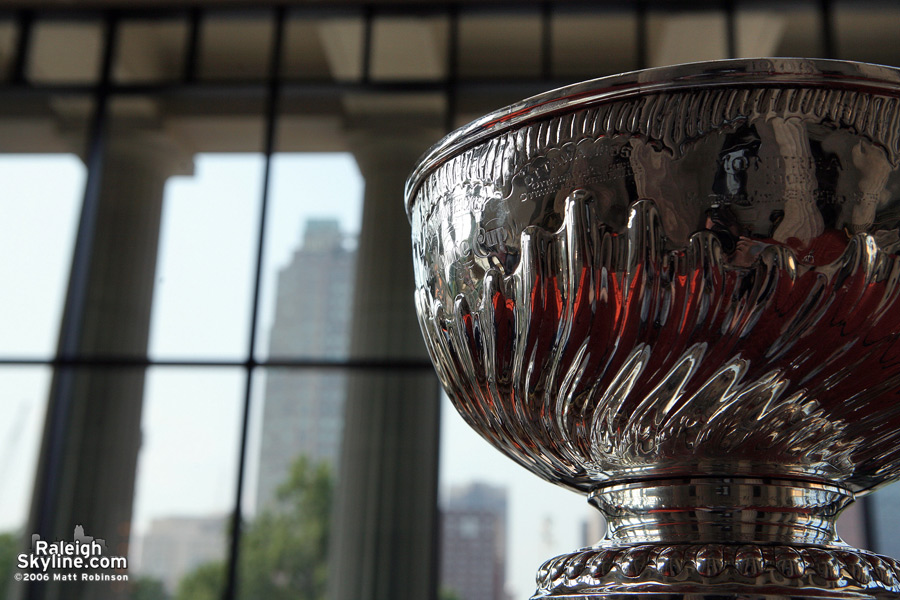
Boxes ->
[0,151,595,599]
[0,154,86,542]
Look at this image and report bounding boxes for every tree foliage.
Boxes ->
[130,575,170,600]
[175,456,332,600]
[439,587,463,600]
[0,533,18,600]
[175,562,224,600]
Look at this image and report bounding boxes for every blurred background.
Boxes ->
[2,1,900,599]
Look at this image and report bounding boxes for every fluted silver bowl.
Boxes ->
[407,58,900,599]
[407,57,900,495]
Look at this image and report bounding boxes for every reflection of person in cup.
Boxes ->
[705,204,742,254]
[717,118,849,267]
[703,204,771,267]
[712,125,761,208]
[772,118,848,265]
[767,119,851,265]
[768,119,827,255]
[706,203,847,267]
[704,204,764,266]
[629,138,692,244]
[849,139,892,234]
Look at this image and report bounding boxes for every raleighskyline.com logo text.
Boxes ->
[16,525,127,577]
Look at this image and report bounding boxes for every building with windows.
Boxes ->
[256,218,355,511]
[137,515,228,594]
[441,483,508,600]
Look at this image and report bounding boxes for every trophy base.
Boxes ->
[531,479,900,600]
[533,543,900,600]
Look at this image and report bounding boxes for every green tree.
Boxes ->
[175,456,332,600]
[239,457,332,599]
[175,562,224,600]
[0,533,19,600]
[439,587,462,600]
[130,575,170,600]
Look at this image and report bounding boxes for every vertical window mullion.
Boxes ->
[635,0,648,70]
[821,0,836,59]
[445,6,459,133]
[183,7,201,83]
[11,8,33,84]
[724,0,736,59]
[362,5,373,84]
[222,6,286,600]
[540,1,552,80]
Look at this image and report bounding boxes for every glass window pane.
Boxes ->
[114,18,188,83]
[149,147,264,360]
[834,2,900,66]
[0,19,17,80]
[109,93,265,361]
[647,10,728,67]
[343,90,446,122]
[735,1,824,58]
[28,19,103,83]
[0,95,94,153]
[245,368,346,516]
[240,367,346,600]
[280,16,332,80]
[297,15,365,82]
[552,10,637,78]
[439,393,594,600]
[458,11,541,78]
[835,500,866,550]
[199,11,274,81]
[131,367,245,598]
[0,154,85,358]
[0,366,51,535]
[370,15,448,81]
[254,152,363,361]
[240,368,436,600]
[870,483,900,558]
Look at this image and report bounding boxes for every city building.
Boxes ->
[581,511,606,550]
[871,486,900,559]
[256,219,355,511]
[137,515,227,594]
[441,483,508,600]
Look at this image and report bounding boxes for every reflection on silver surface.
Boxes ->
[407,59,900,599]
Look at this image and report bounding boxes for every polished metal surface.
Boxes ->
[589,478,851,546]
[533,534,900,599]
[406,59,900,599]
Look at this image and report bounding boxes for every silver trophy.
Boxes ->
[405,59,900,599]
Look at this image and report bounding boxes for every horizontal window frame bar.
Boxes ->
[0,77,590,96]
[0,1,734,22]
[0,356,437,370]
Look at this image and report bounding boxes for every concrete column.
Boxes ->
[328,122,442,600]
[22,128,192,600]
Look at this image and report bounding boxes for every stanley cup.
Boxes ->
[405,59,900,599]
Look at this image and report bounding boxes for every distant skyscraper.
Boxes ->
[581,511,606,549]
[138,515,227,594]
[256,218,355,511]
[871,482,900,558]
[441,482,508,600]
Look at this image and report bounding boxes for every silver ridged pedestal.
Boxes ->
[406,59,900,599]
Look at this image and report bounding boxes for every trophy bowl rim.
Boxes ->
[404,57,900,219]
